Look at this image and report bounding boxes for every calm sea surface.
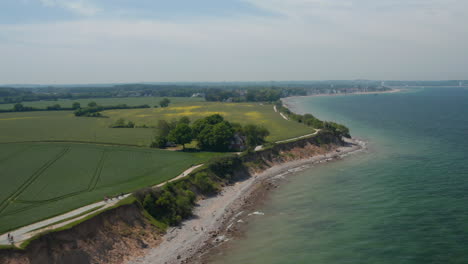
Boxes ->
[208,87,468,264]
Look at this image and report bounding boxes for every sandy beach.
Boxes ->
[126,138,366,264]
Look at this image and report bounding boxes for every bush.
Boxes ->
[192,172,218,194]
[150,135,168,148]
[207,156,242,181]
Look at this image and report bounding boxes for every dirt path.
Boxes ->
[279,112,289,120]
[0,164,204,247]
[254,129,320,152]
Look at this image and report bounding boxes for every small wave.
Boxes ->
[248,211,265,216]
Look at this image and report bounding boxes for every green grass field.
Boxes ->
[0,98,314,233]
[0,142,219,233]
[105,102,312,142]
[0,101,313,145]
[0,96,204,110]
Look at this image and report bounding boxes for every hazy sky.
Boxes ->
[1,0,467,84]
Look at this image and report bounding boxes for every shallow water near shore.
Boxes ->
[207,87,468,264]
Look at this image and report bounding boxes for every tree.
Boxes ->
[242,124,269,147]
[46,104,61,110]
[13,103,24,112]
[197,121,234,151]
[178,116,190,125]
[192,114,224,137]
[323,122,350,138]
[159,98,171,108]
[168,123,193,150]
[113,118,126,128]
[157,120,172,137]
[150,135,168,148]
[72,102,81,109]
[88,101,97,107]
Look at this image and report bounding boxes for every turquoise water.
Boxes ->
[209,87,468,264]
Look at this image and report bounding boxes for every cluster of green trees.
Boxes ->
[151,114,269,151]
[74,102,150,117]
[204,87,306,102]
[0,103,77,113]
[109,118,135,128]
[159,98,171,107]
[275,101,350,138]
[135,155,242,226]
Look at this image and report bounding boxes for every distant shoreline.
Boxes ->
[281,88,402,114]
[286,88,403,100]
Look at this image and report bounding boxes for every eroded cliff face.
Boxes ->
[241,131,345,172]
[0,132,345,264]
[0,203,162,264]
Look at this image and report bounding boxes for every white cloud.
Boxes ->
[1,0,468,83]
[38,0,99,16]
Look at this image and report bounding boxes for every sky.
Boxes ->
[0,0,467,84]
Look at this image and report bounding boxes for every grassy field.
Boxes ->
[0,98,314,233]
[0,96,204,110]
[0,101,313,145]
[0,142,219,233]
[105,102,314,142]
[0,111,154,146]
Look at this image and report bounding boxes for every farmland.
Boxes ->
[0,101,313,145]
[0,97,314,233]
[0,96,204,110]
[105,102,313,142]
[0,142,219,233]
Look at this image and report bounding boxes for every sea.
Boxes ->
[207,87,468,264]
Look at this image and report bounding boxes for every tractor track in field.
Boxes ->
[0,147,71,215]
[88,150,107,191]
[4,151,108,212]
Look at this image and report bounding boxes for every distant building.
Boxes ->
[191,93,205,98]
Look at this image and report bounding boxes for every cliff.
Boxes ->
[0,131,346,264]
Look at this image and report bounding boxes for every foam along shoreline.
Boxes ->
[126,137,366,264]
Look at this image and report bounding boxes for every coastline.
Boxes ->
[281,89,402,115]
[287,88,402,100]
[126,137,366,264]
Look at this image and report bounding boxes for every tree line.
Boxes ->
[0,81,392,105]
[275,101,350,138]
[73,102,151,117]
